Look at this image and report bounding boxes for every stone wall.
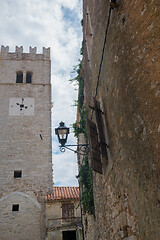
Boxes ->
[46,199,81,220]
[82,0,160,240]
[0,46,53,239]
[0,84,52,199]
[0,46,51,85]
[0,192,42,240]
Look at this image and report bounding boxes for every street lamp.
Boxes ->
[55,122,89,155]
[55,121,69,147]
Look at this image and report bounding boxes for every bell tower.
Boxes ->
[0,45,53,240]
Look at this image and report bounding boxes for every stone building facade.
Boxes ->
[0,46,53,240]
[46,186,83,240]
[80,0,160,240]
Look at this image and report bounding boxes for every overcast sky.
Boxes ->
[0,0,82,186]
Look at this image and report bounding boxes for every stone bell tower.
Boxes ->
[0,45,53,240]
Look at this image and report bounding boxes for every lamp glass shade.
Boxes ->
[58,129,67,140]
[55,122,69,146]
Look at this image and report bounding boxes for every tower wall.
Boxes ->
[0,46,50,85]
[0,192,41,240]
[0,46,53,240]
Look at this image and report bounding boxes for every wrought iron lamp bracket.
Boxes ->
[59,144,89,156]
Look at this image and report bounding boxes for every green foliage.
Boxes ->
[72,122,82,138]
[78,73,84,112]
[81,19,83,27]
[72,100,78,107]
[69,60,82,85]
[72,107,87,141]
[80,39,84,55]
[79,156,95,215]
[70,43,95,215]
[85,217,88,230]
[80,107,88,141]
[69,59,84,113]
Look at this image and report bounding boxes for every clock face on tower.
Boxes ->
[9,98,35,116]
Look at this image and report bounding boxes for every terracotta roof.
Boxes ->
[45,186,79,201]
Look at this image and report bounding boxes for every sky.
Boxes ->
[0,0,82,186]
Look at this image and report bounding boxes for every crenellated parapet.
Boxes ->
[0,45,50,60]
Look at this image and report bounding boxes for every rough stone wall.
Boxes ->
[0,46,53,240]
[82,1,160,240]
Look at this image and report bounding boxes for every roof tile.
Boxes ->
[45,186,79,201]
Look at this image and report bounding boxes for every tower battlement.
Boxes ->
[0,45,50,60]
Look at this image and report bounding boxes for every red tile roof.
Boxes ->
[45,186,79,201]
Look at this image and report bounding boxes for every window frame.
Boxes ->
[62,202,74,220]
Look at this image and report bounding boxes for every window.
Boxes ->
[14,170,22,178]
[26,72,32,83]
[12,204,19,211]
[16,71,23,83]
[62,203,74,219]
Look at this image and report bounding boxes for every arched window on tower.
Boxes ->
[26,72,32,83]
[16,71,23,83]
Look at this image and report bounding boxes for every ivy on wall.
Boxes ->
[80,156,95,215]
[70,51,95,215]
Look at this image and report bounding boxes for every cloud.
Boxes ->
[53,150,79,186]
[0,0,82,186]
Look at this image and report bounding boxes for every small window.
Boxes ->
[26,72,32,83]
[12,204,19,211]
[14,170,22,178]
[16,71,23,83]
[62,203,74,219]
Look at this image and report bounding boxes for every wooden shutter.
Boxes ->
[87,119,102,174]
[62,203,74,219]
[94,98,108,165]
